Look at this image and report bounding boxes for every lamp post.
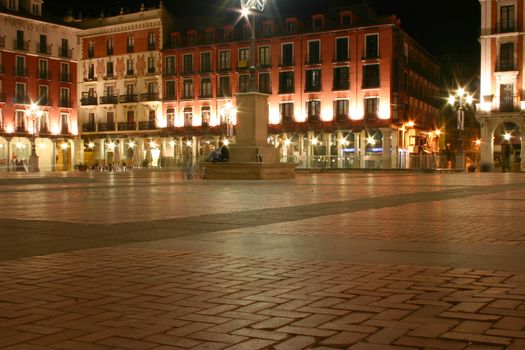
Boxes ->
[26,103,43,172]
[240,0,266,92]
[448,88,473,170]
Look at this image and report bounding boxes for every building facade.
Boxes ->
[160,5,441,169]
[0,0,80,171]
[477,0,525,172]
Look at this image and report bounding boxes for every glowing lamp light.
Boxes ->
[475,139,482,146]
[466,95,474,105]
[448,95,456,106]
[406,121,415,128]
[61,143,69,150]
[504,133,512,141]
[241,6,250,17]
[87,142,95,149]
[16,142,24,149]
[284,139,292,146]
[311,137,319,146]
[435,129,441,136]
[5,125,14,133]
[128,141,136,149]
[457,87,465,96]
[169,140,176,147]
[223,139,230,146]
[185,140,192,147]
[339,138,349,146]
[367,136,376,145]
[38,142,46,149]
[150,141,159,149]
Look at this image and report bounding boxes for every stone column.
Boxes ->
[138,139,145,166]
[381,128,392,169]
[98,139,105,165]
[521,135,525,172]
[307,131,313,169]
[192,136,197,164]
[479,118,494,171]
[6,138,11,172]
[324,133,331,168]
[353,132,360,169]
[360,130,367,169]
[337,131,343,169]
[391,130,399,169]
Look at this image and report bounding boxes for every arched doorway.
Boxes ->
[56,140,73,171]
[493,122,521,172]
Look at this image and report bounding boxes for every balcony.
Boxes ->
[60,72,72,82]
[117,122,137,131]
[59,99,72,108]
[198,94,212,99]
[13,39,29,51]
[38,70,51,80]
[37,44,52,55]
[495,21,516,34]
[146,67,157,75]
[182,68,194,75]
[278,87,295,94]
[333,81,350,91]
[85,75,96,82]
[14,95,29,104]
[305,84,322,93]
[496,62,517,72]
[61,126,70,134]
[38,98,51,106]
[60,47,73,59]
[163,69,177,77]
[333,55,349,63]
[16,124,26,133]
[97,122,116,132]
[199,67,213,74]
[99,95,118,104]
[15,67,28,77]
[81,93,98,106]
[125,70,135,77]
[140,93,160,102]
[119,94,139,103]
[82,123,96,132]
[138,121,157,130]
[305,57,321,65]
[362,79,380,89]
[164,94,177,101]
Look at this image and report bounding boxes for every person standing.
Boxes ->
[182,143,193,179]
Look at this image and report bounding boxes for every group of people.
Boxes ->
[182,144,230,179]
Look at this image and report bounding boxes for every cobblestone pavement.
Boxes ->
[1,171,525,349]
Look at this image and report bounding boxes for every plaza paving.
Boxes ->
[1,171,525,349]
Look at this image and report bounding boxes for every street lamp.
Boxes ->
[240,0,266,92]
[448,88,473,170]
[25,103,43,172]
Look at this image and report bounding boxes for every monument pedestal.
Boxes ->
[205,91,295,180]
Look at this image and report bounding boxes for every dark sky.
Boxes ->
[42,0,480,57]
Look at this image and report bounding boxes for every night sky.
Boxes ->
[42,0,480,58]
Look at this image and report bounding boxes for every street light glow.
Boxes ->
[448,95,456,105]
[466,95,474,105]
[504,133,511,141]
[367,136,376,145]
[457,87,465,96]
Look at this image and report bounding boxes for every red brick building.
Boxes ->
[161,3,441,168]
[0,0,80,171]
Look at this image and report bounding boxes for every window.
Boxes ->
[39,35,48,54]
[365,97,379,119]
[15,56,25,76]
[171,35,180,48]
[218,76,231,97]
[106,111,114,125]
[219,50,231,70]
[286,21,296,33]
[313,17,323,30]
[305,69,321,92]
[126,84,134,97]
[87,113,95,129]
[258,73,270,94]
[15,30,25,50]
[335,37,349,61]
[127,36,134,53]
[106,61,114,78]
[259,46,270,67]
[60,113,69,133]
[184,107,193,127]
[147,57,155,74]
[201,106,211,127]
[61,62,70,81]
[148,32,156,50]
[239,75,250,93]
[38,85,49,105]
[499,42,515,71]
[183,54,193,74]
[183,79,194,99]
[308,40,320,64]
[126,111,135,124]
[165,80,176,100]
[224,27,233,40]
[200,52,211,72]
[239,48,250,67]
[166,108,175,127]
[242,26,251,40]
[363,64,380,88]
[500,5,515,32]
[188,32,196,46]
[107,38,114,55]
[165,56,176,75]
[87,41,94,59]
[126,59,134,76]
[306,100,320,122]
[38,59,48,80]
[365,34,379,59]
[31,3,41,15]
[333,67,349,90]
[280,102,294,122]
[341,14,351,26]
[279,71,294,93]
[16,110,25,131]
[282,43,294,66]
[334,100,349,121]
[205,30,214,43]
[88,63,95,80]
[60,88,70,107]
[263,23,273,37]
[200,77,211,97]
